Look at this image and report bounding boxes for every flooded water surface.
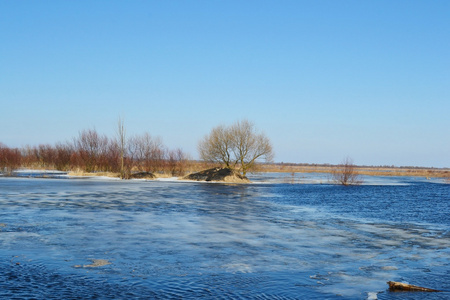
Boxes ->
[0,174,449,299]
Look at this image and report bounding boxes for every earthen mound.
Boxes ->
[130,172,156,179]
[183,168,249,183]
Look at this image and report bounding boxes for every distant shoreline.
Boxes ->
[4,163,449,181]
[257,163,450,179]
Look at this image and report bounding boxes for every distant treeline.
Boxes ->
[0,128,196,177]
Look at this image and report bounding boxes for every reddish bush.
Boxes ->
[0,143,22,174]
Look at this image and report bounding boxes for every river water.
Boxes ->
[0,174,448,299]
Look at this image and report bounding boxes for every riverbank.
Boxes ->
[257,163,450,178]
[3,162,450,182]
[4,168,449,186]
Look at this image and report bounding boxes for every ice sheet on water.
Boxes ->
[14,169,67,174]
[155,177,181,182]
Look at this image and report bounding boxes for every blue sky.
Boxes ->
[1,1,449,167]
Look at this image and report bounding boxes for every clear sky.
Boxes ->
[1,1,449,167]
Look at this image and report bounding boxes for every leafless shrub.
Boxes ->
[331,157,363,186]
[73,129,109,172]
[20,145,36,167]
[128,133,166,173]
[54,143,74,171]
[0,143,22,175]
[19,145,40,168]
[3,122,198,177]
[38,144,57,168]
[166,148,189,176]
[20,144,52,169]
[104,139,121,173]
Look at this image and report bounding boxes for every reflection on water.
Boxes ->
[0,175,449,299]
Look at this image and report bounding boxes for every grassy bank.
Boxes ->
[257,163,450,178]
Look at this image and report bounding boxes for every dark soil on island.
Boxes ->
[183,167,249,183]
[129,172,156,179]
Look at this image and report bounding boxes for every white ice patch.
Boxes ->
[367,292,378,300]
[155,177,180,182]
[222,263,253,273]
[14,169,67,174]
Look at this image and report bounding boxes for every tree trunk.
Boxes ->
[387,281,441,292]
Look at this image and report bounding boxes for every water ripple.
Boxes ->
[0,176,448,299]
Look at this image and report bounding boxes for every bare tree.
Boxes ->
[117,117,127,179]
[331,157,363,186]
[198,120,274,176]
[230,120,274,176]
[198,125,234,168]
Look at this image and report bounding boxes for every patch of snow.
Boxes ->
[155,177,180,182]
[15,169,67,174]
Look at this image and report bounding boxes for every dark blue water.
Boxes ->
[0,175,448,299]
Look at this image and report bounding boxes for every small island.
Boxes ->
[183,167,250,183]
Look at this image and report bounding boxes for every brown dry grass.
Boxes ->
[256,163,450,178]
[68,170,121,178]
